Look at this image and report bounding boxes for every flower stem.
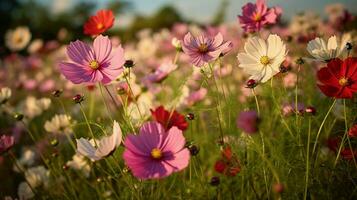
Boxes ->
[333,99,355,167]
[312,99,337,156]
[208,63,224,143]
[9,151,37,196]
[79,103,97,146]
[252,88,260,116]
[98,83,114,123]
[104,85,120,110]
[124,75,143,120]
[304,117,312,200]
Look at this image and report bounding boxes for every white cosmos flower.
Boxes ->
[5,26,31,52]
[307,34,351,62]
[66,154,91,177]
[237,34,287,83]
[76,121,122,161]
[44,114,72,135]
[25,166,50,188]
[127,92,153,124]
[22,96,51,119]
[18,182,34,200]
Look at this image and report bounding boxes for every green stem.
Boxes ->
[79,103,97,146]
[304,117,312,200]
[333,99,352,167]
[99,83,114,123]
[252,88,260,116]
[124,75,143,120]
[312,99,337,156]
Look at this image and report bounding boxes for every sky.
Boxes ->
[44,0,357,25]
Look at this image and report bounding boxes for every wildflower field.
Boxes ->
[1,0,357,199]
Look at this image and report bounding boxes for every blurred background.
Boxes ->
[0,0,356,54]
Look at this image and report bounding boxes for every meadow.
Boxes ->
[1,0,357,199]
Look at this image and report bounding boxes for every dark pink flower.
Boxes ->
[236,110,259,134]
[123,122,190,179]
[238,0,282,33]
[182,32,232,67]
[0,135,14,154]
[59,35,125,84]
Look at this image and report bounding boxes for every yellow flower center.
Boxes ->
[89,60,99,69]
[97,23,104,30]
[198,43,208,53]
[339,77,350,86]
[260,56,270,65]
[253,13,262,21]
[151,148,162,159]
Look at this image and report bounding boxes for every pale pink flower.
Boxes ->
[59,35,125,84]
[143,61,177,85]
[283,73,297,88]
[186,88,208,106]
[123,121,190,179]
[182,32,232,67]
[238,0,282,33]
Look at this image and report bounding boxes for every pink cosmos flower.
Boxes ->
[238,0,282,33]
[0,135,14,154]
[143,61,177,85]
[283,73,297,88]
[182,32,232,67]
[59,35,125,84]
[186,88,208,106]
[123,121,190,179]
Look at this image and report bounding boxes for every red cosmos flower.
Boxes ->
[150,106,188,131]
[317,58,357,99]
[84,10,115,36]
[348,124,357,137]
[214,145,241,176]
[214,160,226,173]
[341,148,357,161]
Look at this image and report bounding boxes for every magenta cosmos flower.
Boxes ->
[182,32,232,67]
[59,35,125,84]
[238,0,282,33]
[236,110,259,134]
[0,135,14,154]
[123,121,190,179]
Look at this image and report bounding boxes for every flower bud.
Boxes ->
[279,65,289,73]
[62,164,69,170]
[346,42,353,51]
[295,57,304,65]
[52,90,63,97]
[171,37,182,51]
[14,113,24,121]
[72,94,84,104]
[246,79,257,88]
[209,176,220,186]
[124,60,134,68]
[305,106,316,115]
[50,138,59,147]
[189,145,199,156]
[186,113,195,120]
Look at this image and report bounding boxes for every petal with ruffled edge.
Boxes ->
[59,62,92,84]
[163,148,190,172]
[67,40,95,65]
[76,138,96,159]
